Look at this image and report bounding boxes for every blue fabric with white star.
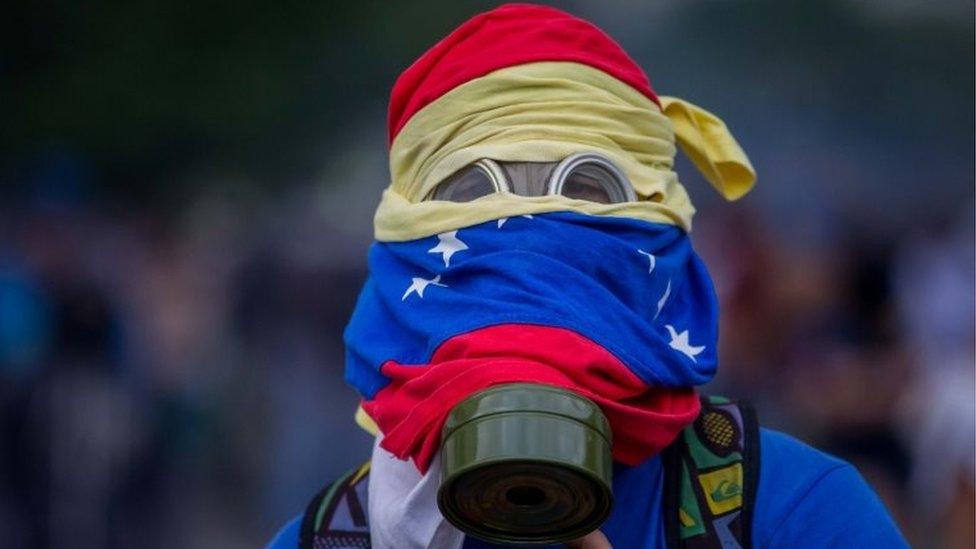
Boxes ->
[344,211,719,399]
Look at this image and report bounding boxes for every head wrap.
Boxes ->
[376,3,756,242]
[387,3,661,143]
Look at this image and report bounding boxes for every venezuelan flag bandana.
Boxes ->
[344,4,757,473]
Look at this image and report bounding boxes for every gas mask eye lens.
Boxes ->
[430,159,507,202]
[561,165,616,204]
[548,153,636,204]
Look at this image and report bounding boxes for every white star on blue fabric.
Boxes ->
[655,279,671,320]
[496,214,534,228]
[401,275,447,301]
[665,325,705,362]
[637,249,656,274]
[428,231,469,267]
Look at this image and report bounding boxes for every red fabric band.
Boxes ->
[387,3,661,145]
[362,324,700,473]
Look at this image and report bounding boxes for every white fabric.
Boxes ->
[368,436,464,549]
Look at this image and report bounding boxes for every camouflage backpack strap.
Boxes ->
[663,395,760,549]
[299,461,372,549]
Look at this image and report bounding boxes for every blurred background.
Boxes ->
[1,0,973,547]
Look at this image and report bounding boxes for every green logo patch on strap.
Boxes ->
[711,479,742,503]
[664,395,759,549]
[699,464,743,515]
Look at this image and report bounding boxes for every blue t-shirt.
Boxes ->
[267,429,906,548]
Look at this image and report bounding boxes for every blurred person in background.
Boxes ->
[895,214,975,548]
[268,5,904,548]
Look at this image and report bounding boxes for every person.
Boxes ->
[268,4,905,548]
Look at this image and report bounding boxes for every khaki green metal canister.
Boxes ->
[437,383,613,545]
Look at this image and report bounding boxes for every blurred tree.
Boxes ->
[1,0,972,208]
[1,0,494,199]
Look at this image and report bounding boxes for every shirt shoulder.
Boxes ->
[753,428,906,547]
[266,515,302,549]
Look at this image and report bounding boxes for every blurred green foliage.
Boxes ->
[2,1,495,191]
[2,0,972,201]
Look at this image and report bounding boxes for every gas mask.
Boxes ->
[429,153,629,544]
[355,148,714,546]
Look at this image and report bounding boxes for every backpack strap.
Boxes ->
[299,461,372,549]
[663,395,760,549]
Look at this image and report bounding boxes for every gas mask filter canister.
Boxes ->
[437,383,613,545]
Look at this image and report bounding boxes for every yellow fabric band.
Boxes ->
[379,61,756,243]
